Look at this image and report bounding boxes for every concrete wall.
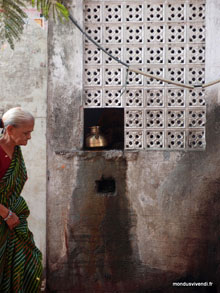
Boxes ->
[47,0,220,292]
[0,12,47,267]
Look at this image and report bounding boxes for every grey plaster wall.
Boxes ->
[47,0,220,292]
[0,13,47,267]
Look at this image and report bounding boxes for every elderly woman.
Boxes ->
[0,107,42,292]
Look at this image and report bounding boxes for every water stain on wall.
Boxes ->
[65,156,137,292]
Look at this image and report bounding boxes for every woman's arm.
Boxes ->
[0,203,9,218]
[0,204,20,230]
[0,150,20,229]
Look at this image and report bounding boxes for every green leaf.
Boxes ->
[0,0,70,49]
[0,0,27,49]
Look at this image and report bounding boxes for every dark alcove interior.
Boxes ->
[84,108,124,150]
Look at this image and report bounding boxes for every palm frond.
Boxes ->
[30,0,69,21]
[0,0,69,49]
[0,0,27,49]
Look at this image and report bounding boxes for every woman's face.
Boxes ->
[8,120,34,146]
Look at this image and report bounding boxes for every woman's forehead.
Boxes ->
[20,120,35,129]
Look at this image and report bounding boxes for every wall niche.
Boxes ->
[84,108,124,150]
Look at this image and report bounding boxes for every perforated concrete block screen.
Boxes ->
[83,0,206,150]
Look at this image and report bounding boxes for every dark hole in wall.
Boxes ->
[95,176,116,194]
[84,108,124,150]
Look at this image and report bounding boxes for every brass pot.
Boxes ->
[86,126,107,148]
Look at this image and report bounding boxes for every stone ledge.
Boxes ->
[54,149,139,161]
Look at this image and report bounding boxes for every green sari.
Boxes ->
[0,146,42,292]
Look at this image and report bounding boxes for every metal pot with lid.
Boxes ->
[85,126,108,148]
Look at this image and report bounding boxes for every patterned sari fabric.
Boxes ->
[0,146,42,292]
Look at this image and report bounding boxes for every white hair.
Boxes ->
[2,107,34,128]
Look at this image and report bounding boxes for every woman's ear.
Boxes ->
[6,125,14,135]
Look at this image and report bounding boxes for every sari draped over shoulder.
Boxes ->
[0,146,42,292]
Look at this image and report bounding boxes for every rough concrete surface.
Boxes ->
[46,0,220,292]
[47,110,220,291]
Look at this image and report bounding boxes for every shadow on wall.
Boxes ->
[46,155,180,292]
[48,156,139,291]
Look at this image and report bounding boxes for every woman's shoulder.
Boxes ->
[0,144,12,179]
[0,144,7,157]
